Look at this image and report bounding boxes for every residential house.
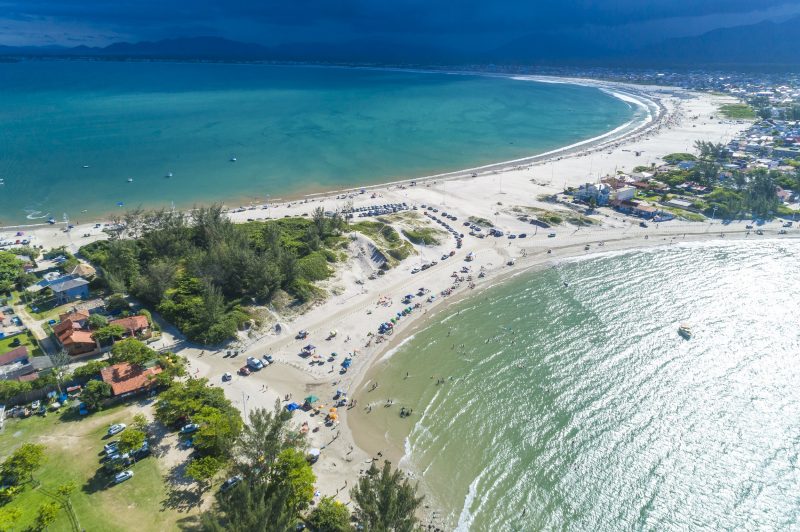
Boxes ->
[53,312,97,356]
[100,362,162,397]
[49,277,90,305]
[0,346,52,381]
[110,315,151,340]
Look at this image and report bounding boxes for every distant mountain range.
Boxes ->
[1,16,798,69]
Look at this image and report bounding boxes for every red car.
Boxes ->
[238,366,251,376]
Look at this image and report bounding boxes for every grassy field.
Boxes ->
[0,404,192,531]
[0,331,43,357]
[718,103,756,119]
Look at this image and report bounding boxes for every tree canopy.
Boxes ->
[81,205,347,345]
[308,496,352,532]
[1,443,45,485]
[351,461,423,532]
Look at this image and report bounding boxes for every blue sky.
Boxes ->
[2,0,800,48]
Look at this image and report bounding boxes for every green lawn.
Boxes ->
[718,103,756,119]
[0,405,192,531]
[0,331,43,357]
[26,299,76,322]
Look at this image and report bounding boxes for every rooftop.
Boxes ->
[100,362,162,396]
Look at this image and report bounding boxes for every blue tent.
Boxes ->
[285,402,301,411]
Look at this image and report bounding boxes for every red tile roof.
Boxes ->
[110,315,149,333]
[58,311,89,324]
[100,362,162,396]
[0,345,29,366]
[17,372,39,382]
[61,330,95,346]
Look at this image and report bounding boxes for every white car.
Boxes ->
[114,470,133,484]
[108,423,126,436]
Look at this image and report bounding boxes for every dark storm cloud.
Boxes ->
[2,0,799,45]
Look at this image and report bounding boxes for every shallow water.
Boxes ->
[357,240,800,530]
[0,61,633,224]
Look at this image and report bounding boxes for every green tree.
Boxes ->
[87,313,109,329]
[186,455,225,492]
[1,443,45,485]
[32,501,60,531]
[155,378,240,429]
[109,338,156,366]
[307,497,352,532]
[351,461,423,532]
[55,481,76,499]
[71,360,109,381]
[81,380,112,410]
[0,507,21,532]
[106,293,130,313]
[92,324,125,345]
[272,449,315,514]
[193,406,243,458]
[132,413,149,433]
[0,380,32,402]
[232,402,297,481]
[203,481,295,532]
[118,429,146,454]
[0,252,24,294]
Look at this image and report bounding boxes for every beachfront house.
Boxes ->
[109,315,151,340]
[53,311,98,356]
[100,361,162,398]
[49,277,90,305]
[574,183,611,206]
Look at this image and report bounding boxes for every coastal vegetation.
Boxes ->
[80,206,347,344]
[200,402,423,531]
[718,103,756,119]
[401,227,442,246]
[351,220,415,266]
[0,251,33,295]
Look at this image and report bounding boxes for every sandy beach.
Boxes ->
[6,80,795,516]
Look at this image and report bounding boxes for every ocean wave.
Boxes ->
[24,210,51,220]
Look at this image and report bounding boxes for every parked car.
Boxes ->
[220,475,243,493]
[180,423,200,435]
[263,355,274,365]
[108,423,126,436]
[103,441,120,455]
[239,366,251,376]
[246,356,264,371]
[639,222,648,228]
[222,372,232,381]
[114,470,134,484]
[548,233,556,238]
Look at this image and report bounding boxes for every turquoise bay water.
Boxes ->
[356,240,800,530]
[0,62,633,224]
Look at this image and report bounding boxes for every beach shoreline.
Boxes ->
[0,70,657,231]
[3,77,778,522]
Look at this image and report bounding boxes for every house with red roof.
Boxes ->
[109,315,151,340]
[100,362,162,397]
[53,312,98,356]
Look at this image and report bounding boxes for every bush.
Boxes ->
[402,229,441,246]
[297,252,332,282]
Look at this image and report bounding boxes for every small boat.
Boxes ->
[47,217,56,225]
[230,155,237,162]
[127,178,134,183]
[166,172,173,178]
[82,165,90,169]
[678,324,692,339]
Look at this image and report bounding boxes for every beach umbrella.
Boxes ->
[329,413,338,421]
[304,395,319,404]
[308,448,321,458]
[329,407,337,413]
